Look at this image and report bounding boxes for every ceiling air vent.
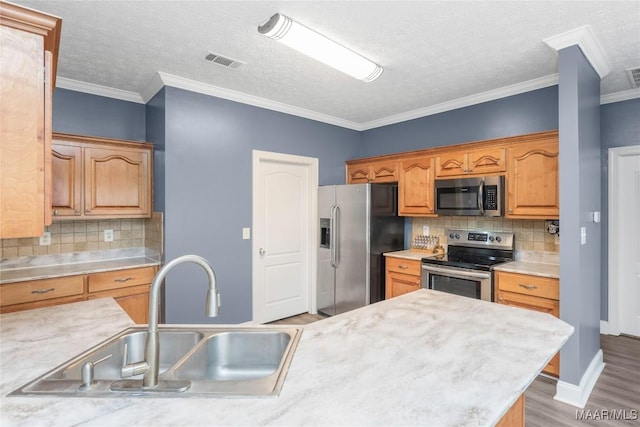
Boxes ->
[626,66,640,88]
[203,51,245,69]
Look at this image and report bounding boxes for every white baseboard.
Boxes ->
[600,320,610,335]
[554,349,605,408]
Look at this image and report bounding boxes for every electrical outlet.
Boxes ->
[104,229,114,242]
[242,228,251,240]
[422,225,429,236]
[39,231,51,246]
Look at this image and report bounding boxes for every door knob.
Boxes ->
[259,248,266,255]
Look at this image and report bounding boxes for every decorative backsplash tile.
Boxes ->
[411,216,559,254]
[0,214,164,260]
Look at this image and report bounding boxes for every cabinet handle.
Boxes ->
[519,283,538,290]
[32,288,55,294]
[85,209,91,213]
[498,296,504,302]
[398,265,409,269]
[114,277,134,283]
[75,209,81,214]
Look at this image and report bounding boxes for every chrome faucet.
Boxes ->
[121,255,220,390]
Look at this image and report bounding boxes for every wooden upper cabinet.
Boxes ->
[52,143,83,217]
[435,147,506,178]
[506,139,559,219]
[346,159,398,184]
[51,133,153,220]
[398,157,436,216]
[85,145,150,217]
[0,3,61,238]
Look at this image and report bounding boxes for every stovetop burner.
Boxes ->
[421,229,515,271]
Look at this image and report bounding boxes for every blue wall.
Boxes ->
[146,88,167,212]
[158,87,361,324]
[360,86,559,156]
[52,88,146,141]
[558,45,602,386]
[600,98,640,320]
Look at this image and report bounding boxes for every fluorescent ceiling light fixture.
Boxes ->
[258,13,383,83]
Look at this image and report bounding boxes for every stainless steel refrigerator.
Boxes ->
[318,183,405,316]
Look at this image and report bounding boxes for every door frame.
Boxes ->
[251,150,319,323]
[607,145,640,335]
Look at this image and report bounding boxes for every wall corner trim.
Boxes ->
[554,349,605,408]
[543,25,612,79]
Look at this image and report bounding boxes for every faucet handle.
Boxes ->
[120,342,149,378]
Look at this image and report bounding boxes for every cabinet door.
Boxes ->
[84,146,151,217]
[398,157,436,216]
[467,147,506,175]
[496,290,560,376]
[435,151,467,177]
[370,160,398,183]
[0,26,46,238]
[88,284,151,324]
[51,143,83,218]
[506,140,559,218]
[347,164,370,184]
[385,271,421,299]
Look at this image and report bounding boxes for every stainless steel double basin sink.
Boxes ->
[9,326,302,398]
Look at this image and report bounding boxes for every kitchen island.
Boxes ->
[0,290,572,426]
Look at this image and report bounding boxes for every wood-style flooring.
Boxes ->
[270,313,640,426]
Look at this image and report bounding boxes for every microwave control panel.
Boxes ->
[485,186,498,210]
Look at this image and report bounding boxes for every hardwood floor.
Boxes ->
[270,313,639,426]
[526,334,640,426]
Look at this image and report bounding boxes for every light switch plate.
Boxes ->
[39,231,51,246]
[242,228,251,240]
[104,229,114,242]
[580,227,587,245]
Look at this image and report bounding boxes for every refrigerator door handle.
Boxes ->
[330,205,337,268]
[333,205,340,267]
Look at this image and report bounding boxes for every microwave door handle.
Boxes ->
[478,181,485,216]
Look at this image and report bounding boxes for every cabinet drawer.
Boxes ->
[386,257,421,276]
[0,276,84,307]
[87,267,156,293]
[496,272,559,300]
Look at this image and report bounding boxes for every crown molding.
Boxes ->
[142,72,363,131]
[600,88,640,105]
[543,25,612,79]
[55,77,144,104]
[359,74,559,131]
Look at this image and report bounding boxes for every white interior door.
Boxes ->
[609,146,640,337]
[252,150,318,324]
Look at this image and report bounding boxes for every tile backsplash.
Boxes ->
[411,216,559,253]
[0,213,164,259]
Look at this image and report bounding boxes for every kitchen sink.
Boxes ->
[8,326,302,398]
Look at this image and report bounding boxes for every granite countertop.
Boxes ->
[384,249,435,261]
[0,249,160,284]
[0,291,573,426]
[493,261,560,279]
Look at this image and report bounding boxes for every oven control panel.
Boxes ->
[446,229,514,249]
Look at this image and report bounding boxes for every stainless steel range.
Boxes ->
[421,229,515,301]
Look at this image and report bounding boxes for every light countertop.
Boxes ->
[0,291,572,426]
[493,261,560,279]
[0,249,160,284]
[383,249,435,261]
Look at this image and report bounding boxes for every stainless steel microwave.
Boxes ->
[434,176,504,216]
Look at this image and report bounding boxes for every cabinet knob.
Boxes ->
[498,296,504,302]
[53,209,58,216]
[85,209,91,213]
[508,209,513,213]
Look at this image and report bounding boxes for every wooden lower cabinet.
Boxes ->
[385,257,422,299]
[0,266,157,324]
[495,271,560,376]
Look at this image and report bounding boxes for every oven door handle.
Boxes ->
[421,264,491,280]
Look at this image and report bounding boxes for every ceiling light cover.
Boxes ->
[258,13,383,83]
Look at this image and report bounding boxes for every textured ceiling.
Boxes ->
[12,1,640,128]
